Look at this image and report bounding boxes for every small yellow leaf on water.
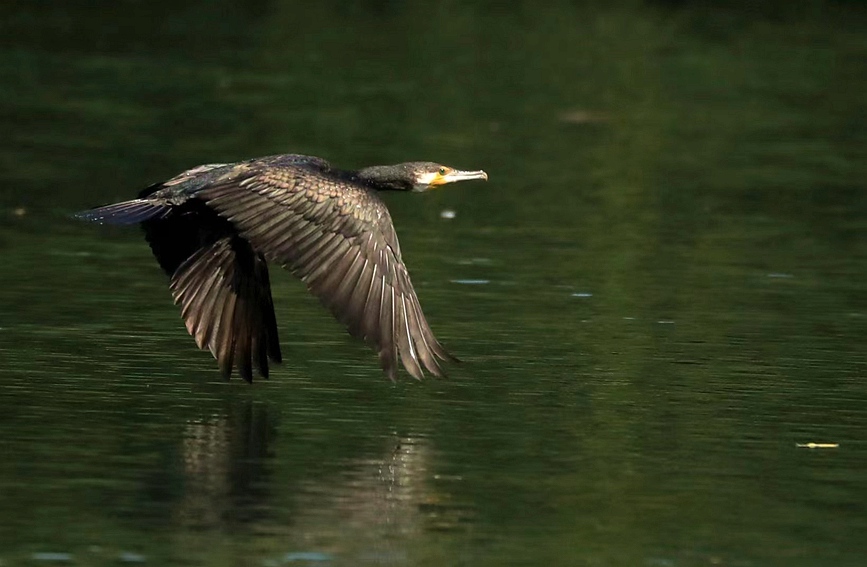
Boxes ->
[796,443,839,449]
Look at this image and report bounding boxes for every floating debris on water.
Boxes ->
[440,209,456,219]
[119,551,147,563]
[657,320,675,325]
[623,317,635,320]
[796,443,839,449]
[13,207,27,217]
[767,273,794,279]
[571,292,593,298]
[450,279,490,285]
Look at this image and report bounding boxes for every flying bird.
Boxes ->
[75,154,488,382]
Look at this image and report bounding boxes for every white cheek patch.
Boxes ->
[415,172,440,186]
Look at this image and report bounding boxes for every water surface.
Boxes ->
[1,1,866,565]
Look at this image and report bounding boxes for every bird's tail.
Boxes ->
[73,199,170,225]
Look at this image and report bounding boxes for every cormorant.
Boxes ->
[75,154,488,382]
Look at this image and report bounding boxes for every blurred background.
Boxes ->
[1,0,866,565]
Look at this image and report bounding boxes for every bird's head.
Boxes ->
[404,162,489,192]
[357,162,488,192]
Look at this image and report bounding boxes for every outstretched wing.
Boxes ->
[169,235,281,381]
[141,201,282,382]
[197,164,454,380]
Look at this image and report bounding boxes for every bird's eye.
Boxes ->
[438,167,447,175]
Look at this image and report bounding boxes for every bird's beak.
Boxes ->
[443,169,488,183]
[429,169,489,187]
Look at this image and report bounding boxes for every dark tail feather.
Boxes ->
[73,199,169,225]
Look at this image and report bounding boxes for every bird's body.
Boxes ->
[75,154,487,382]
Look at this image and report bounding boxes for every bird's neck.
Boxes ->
[354,166,412,191]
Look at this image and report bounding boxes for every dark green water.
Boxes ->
[1,1,866,565]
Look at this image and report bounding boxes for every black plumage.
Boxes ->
[75,154,487,382]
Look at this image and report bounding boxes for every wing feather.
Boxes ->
[378,284,397,380]
[196,164,454,379]
[395,294,423,380]
[168,236,281,382]
[214,290,238,377]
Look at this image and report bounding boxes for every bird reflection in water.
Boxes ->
[175,401,276,531]
[170,405,473,561]
[288,435,475,561]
